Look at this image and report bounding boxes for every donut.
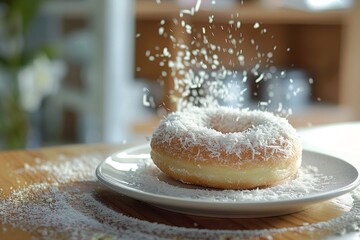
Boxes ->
[150,106,302,190]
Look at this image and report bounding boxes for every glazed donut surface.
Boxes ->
[150,107,302,189]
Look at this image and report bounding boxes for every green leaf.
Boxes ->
[18,0,44,31]
[0,56,11,68]
[1,0,44,32]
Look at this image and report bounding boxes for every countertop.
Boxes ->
[0,123,359,239]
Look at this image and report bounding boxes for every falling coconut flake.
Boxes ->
[195,0,201,12]
[255,73,264,83]
[253,22,260,29]
[143,0,312,115]
[159,27,164,35]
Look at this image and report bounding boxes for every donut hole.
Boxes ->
[208,113,254,134]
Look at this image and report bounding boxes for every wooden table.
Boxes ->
[0,123,359,239]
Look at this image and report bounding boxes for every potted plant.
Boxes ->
[0,0,64,149]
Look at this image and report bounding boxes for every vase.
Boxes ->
[0,70,28,150]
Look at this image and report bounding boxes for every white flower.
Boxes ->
[17,55,66,112]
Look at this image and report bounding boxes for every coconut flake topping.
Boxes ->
[151,106,300,162]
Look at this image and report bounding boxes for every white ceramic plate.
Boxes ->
[96,144,360,218]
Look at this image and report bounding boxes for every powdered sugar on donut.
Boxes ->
[151,106,300,163]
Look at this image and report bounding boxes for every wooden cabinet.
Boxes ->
[134,0,360,129]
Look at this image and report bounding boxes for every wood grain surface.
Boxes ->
[0,144,353,239]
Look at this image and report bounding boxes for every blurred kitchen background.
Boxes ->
[0,0,359,150]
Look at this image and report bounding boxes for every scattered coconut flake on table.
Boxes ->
[1,153,360,240]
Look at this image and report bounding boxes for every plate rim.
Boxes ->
[96,144,360,208]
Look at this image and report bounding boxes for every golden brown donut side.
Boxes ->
[150,136,302,190]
